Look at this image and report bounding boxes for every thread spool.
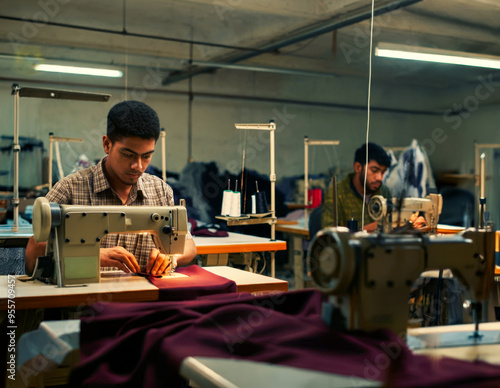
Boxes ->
[221,190,232,216]
[346,211,358,233]
[255,191,268,214]
[229,191,241,217]
[308,188,322,208]
[221,180,232,216]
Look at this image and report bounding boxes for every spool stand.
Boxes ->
[216,120,278,277]
[48,133,84,189]
[303,137,340,226]
[10,84,110,232]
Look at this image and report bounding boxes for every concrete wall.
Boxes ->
[1,68,498,189]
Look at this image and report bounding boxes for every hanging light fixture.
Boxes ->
[34,64,123,77]
[375,42,500,70]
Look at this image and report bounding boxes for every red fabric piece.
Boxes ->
[69,290,500,388]
[149,264,237,301]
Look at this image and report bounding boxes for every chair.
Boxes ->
[439,187,475,227]
[308,206,323,240]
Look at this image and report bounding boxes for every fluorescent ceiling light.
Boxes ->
[34,64,123,78]
[375,43,500,70]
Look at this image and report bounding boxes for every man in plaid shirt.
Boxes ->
[321,142,391,232]
[25,100,197,276]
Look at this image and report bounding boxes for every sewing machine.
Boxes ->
[368,193,443,233]
[307,226,495,338]
[31,197,188,287]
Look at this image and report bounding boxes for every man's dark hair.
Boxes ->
[354,142,391,168]
[107,100,160,143]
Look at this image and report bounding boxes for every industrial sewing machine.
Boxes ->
[307,225,495,339]
[31,197,188,287]
[368,193,443,233]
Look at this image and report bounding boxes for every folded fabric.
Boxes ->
[192,223,229,237]
[189,217,229,237]
[148,264,237,301]
[69,289,500,388]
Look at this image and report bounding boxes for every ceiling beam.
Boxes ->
[162,0,422,85]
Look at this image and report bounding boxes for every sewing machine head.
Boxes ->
[307,226,495,338]
[368,193,443,233]
[32,197,188,286]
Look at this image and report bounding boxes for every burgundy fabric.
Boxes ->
[69,290,500,388]
[149,264,237,301]
[191,228,229,237]
[189,218,229,237]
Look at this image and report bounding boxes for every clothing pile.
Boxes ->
[383,139,437,198]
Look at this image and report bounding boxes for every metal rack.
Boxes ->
[474,143,500,228]
[11,84,110,232]
[216,120,278,277]
[48,133,84,189]
[303,136,340,225]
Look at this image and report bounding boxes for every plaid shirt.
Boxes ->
[321,172,391,230]
[46,156,185,271]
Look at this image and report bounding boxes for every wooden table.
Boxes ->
[0,266,288,311]
[408,322,500,364]
[193,232,287,277]
[275,220,309,289]
[0,224,33,248]
[194,232,286,255]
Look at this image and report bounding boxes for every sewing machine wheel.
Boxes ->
[307,228,355,295]
[368,195,386,221]
[33,197,53,242]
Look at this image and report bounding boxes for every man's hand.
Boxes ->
[363,221,379,233]
[409,212,428,229]
[147,248,174,275]
[100,247,140,273]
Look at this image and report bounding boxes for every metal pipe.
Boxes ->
[0,15,254,53]
[48,133,54,189]
[163,0,422,85]
[304,137,309,210]
[307,140,341,146]
[11,84,20,232]
[270,120,276,278]
[332,175,338,227]
[190,60,339,79]
[160,129,167,182]
[0,76,450,116]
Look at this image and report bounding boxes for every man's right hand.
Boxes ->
[363,221,379,233]
[100,247,141,273]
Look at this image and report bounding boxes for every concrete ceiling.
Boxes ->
[0,0,500,92]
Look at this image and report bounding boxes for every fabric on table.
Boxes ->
[148,264,237,301]
[69,289,500,388]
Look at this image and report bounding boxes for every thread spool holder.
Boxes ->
[215,120,278,277]
[10,83,110,233]
[303,136,340,227]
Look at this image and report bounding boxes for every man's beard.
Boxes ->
[358,174,376,194]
